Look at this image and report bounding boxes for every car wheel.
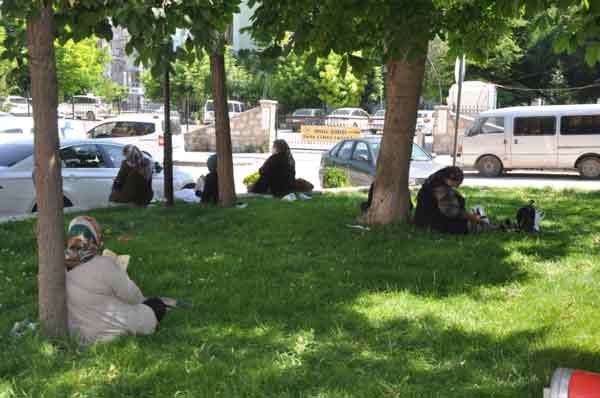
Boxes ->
[86,111,95,121]
[578,157,600,179]
[476,155,503,177]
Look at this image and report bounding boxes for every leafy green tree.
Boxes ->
[316,52,367,109]
[249,0,542,225]
[0,26,17,98]
[55,36,110,100]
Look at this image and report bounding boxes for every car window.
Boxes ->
[90,122,117,138]
[469,116,505,136]
[0,144,33,167]
[375,110,385,117]
[0,128,24,134]
[101,145,125,168]
[329,142,342,157]
[332,109,352,116]
[560,115,600,135]
[60,144,107,168]
[352,142,370,163]
[293,109,311,116]
[337,140,355,160]
[205,101,214,111]
[514,116,556,136]
[411,144,431,161]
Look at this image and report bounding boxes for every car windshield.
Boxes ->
[375,110,385,117]
[370,140,430,161]
[331,109,352,116]
[10,97,27,104]
[0,143,33,167]
[293,109,312,116]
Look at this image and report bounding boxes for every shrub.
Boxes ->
[322,167,350,188]
[243,171,260,187]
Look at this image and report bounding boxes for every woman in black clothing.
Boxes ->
[250,139,296,197]
[414,166,480,234]
[109,145,153,207]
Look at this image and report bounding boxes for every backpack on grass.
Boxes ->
[516,200,544,233]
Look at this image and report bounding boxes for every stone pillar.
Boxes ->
[433,105,451,155]
[259,100,278,146]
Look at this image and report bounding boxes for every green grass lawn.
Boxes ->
[1,188,600,397]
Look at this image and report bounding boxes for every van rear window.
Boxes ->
[560,115,600,135]
[514,117,556,136]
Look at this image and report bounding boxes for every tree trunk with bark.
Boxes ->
[210,48,236,207]
[26,2,68,338]
[163,68,174,207]
[361,50,427,225]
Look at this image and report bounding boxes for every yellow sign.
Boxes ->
[300,125,361,142]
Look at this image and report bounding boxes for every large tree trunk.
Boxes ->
[210,48,236,207]
[163,68,174,207]
[27,1,68,338]
[361,51,427,225]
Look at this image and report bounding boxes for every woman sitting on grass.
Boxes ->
[109,145,153,207]
[65,216,181,345]
[414,166,482,234]
[197,154,219,205]
[249,139,296,198]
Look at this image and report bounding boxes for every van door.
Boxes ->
[462,116,508,168]
[510,116,557,168]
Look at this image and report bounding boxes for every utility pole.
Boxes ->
[452,55,465,167]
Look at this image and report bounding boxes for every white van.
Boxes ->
[203,100,245,124]
[458,104,600,178]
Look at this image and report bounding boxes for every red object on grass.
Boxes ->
[545,368,600,398]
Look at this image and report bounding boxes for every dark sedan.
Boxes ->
[319,136,444,186]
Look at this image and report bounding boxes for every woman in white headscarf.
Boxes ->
[65,216,182,345]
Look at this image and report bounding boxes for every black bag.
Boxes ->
[516,200,542,233]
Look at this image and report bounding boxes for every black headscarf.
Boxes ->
[423,166,464,188]
[273,139,295,170]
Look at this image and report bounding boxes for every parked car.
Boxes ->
[86,114,184,161]
[325,107,371,130]
[0,139,195,216]
[369,109,385,133]
[203,100,245,124]
[417,110,435,135]
[58,95,110,121]
[459,104,600,178]
[2,96,31,116]
[319,137,444,187]
[0,117,90,143]
[286,108,325,132]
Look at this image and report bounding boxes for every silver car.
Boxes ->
[319,137,444,186]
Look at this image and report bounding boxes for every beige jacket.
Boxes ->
[66,255,157,345]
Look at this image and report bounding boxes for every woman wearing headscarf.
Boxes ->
[109,145,154,206]
[414,166,481,234]
[65,216,174,345]
[250,139,296,197]
[197,153,219,204]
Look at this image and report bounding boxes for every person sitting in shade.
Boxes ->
[109,145,153,207]
[414,166,483,234]
[65,216,184,345]
[196,154,219,204]
[249,139,296,198]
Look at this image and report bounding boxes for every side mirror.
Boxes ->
[154,162,163,174]
[357,154,369,162]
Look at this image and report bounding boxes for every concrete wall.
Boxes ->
[185,100,277,153]
[432,106,477,154]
